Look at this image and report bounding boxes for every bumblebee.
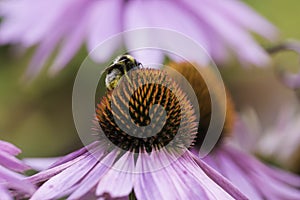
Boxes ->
[105,54,142,91]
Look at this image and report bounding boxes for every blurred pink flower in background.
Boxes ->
[275,40,300,88]
[0,0,277,77]
[237,106,300,171]
[0,140,35,199]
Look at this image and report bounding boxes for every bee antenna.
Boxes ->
[138,62,144,68]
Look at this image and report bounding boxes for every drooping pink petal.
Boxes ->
[25,29,62,78]
[191,151,248,200]
[24,0,91,78]
[0,185,12,200]
[27,154,87,185]
[1,0,277,76]
[265,166,300,187]
[134,150,243,200]
[186,151,247,200]
[86,0,124,63]
[200,0,278,40]
[180,0,271,66]
[49,142,97,168]
[135,151,195,200]
[96,152,135,198]
[30,152,100,200]
[125,0,210,66]
[68,150,119,200]
[0,165,35,196]
[0,151,30,172]
[23,157,60,171]
[0,140,21,156]
[48,7,90,74]
[211,151,262,199]
[205,145,300,200]
[0,0,75,46]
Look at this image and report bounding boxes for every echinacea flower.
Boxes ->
[0,0,277,77]
[0,140,36,200]
[27,68,247,200]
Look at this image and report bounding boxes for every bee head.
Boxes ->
[113,54,142,71]
[105,54,142,91]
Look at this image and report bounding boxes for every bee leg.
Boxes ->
[124,70,133,86]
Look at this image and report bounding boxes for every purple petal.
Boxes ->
[0,151,30,172]
[0,185,12,200]
[191,151,248,200]
[214,151,262,199]
[48,12,88,74]
[86,0,123,63]
[184,151,244,199]
[27,153,86,184]
[24,0,91,78]
[135,150,238,200]
[0,0,74,46]
[131,50,164,68]
[30,153,99,200]
[25,31,61,78]
[0,140,21,156]
[200,0,278,40]
[223,146,300,199]
[0,165,35,196]
[96,152,135,198]
[265,166,300,187]
[135,151,188,199]
[68,150,119,200]
[180,0,271,66]
[23,157,60,171]
[124,0,210,65]
[49,142,97,168]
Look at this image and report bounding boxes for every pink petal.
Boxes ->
[135,150,237,200]
[216,152,262,199]
[68,150,119,200]
[0,0,76,46]
[191,151,248,200]
[24,0,91,78]
[48,7,89,74]
[0,165,35,195]
[25,30,61,78]
[224,146,300,199]
[0,151,30,172]
[124,0,210,65]
[0,185,12,200]
[0,140,21,156]
[86,0,123,63]
[27,153,86,184]
[23,157,60,171]
[200,0,278,40]
[30,152,100,200]
[49,142,98,168]
[134,151,183,199]
[180,0,270,66]
[131,49,164,68]
[96,152,135,198]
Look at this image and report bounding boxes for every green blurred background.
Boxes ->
[0,0,299,171]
